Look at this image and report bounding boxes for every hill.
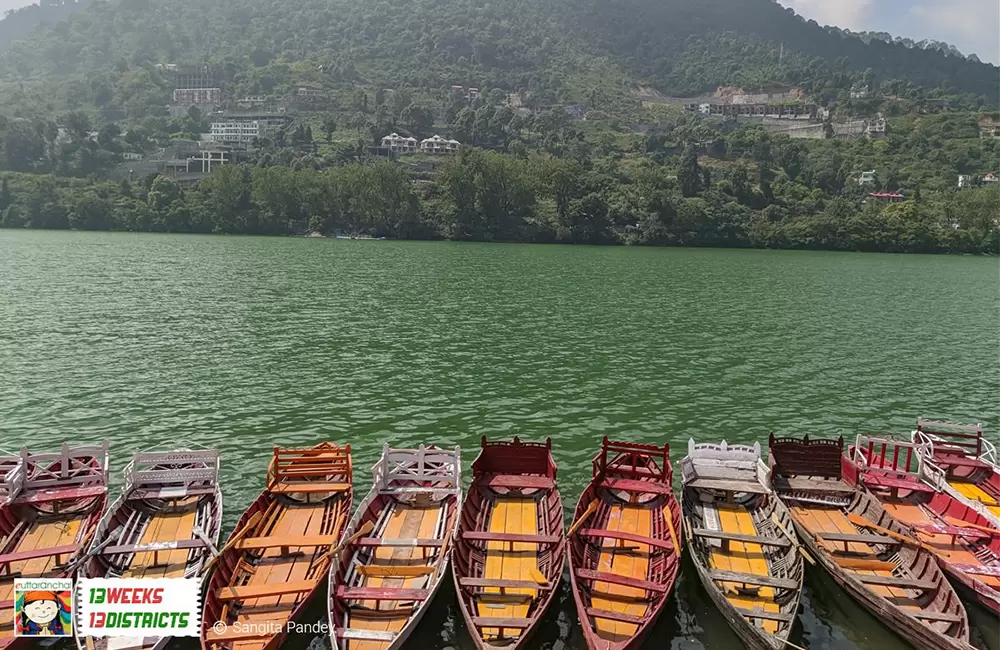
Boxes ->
[0,0,996,111]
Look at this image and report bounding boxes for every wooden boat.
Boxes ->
[680,439,804,650]
[912,420,1000,528]
[78,447,224,650]
[329,444,461,650]
[201,443,353,650]
[849,435,1000,615]
[0,442,110,650]
[568,438,682,650]
[452,437,564,650]
[768,434,973,650]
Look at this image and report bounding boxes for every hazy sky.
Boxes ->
[1,0,998,64]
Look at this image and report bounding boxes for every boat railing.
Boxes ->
[681,439,765,485]
[852,435,945,489]
[768,433,844,479]
[473,436,557,479]
[912,419,995,468]
[0,451,25,503]
[20,441,110,491]
[373,443,462,492]
[266,443,352,490]
[593,436,671,483]
[124,448,221,491]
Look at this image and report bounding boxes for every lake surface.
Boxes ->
[1,230,997,649]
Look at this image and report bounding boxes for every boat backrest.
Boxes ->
[853,435,944,487]
[267,443,352,490]
[373,443,461,491]
[913,420,992,466]
[768,434,843,479]
[681,439,767,486]
[0,452,25,503]
[593,437,671,483]
[473,436,556,479]
[124,448,221,491]
[20,441,110,491]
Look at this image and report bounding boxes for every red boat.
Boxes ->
[568,438,682,650]
[912,420,1000,528]
[849,435,1000,615]
[452,437,565,650]
[0,442,110,650]
[201,443,353,650]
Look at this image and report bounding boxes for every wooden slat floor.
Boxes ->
[707,503,780,635]
[792,506,921,611]
[346,502,443,650]
[0,516,83,640]
[589,504,650,644]
[476,497,538,643]
[882,502,1000,590]
[950,481,1000,520]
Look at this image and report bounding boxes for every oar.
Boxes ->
[771,514,815,565]
[664,510,680,556]
[846,513,934,552]
[326,520,375,561]
[567,500,598,538]
[202,511,263,574]
[191,526,220,558]
[64,525,125,574]
[943,517,1000,537]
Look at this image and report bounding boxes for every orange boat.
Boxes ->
[329,444,461,650]
[201,443,353,650]
[452,437,564,650]
[912,420,1000,528]
[0,442,110,650]
[849,435,1000,615]
[768,434,973,650]
[568,438,682,650]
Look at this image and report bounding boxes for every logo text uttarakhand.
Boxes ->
[77,578,201,637]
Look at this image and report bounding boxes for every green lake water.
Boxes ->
[1,230,998,649]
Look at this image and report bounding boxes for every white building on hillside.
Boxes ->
[210,121,263,144]
[380,133,418,153]
[420,134,460,153]
[858,170,877,185]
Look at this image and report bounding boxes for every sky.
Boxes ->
[1,0,998,65]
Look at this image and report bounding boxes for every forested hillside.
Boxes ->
[0,0,996,103]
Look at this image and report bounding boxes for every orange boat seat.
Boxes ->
[268,481,350,494]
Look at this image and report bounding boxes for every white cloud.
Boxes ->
[909,0,1000,63]
[779,0,874,31]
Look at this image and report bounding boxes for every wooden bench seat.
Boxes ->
[835,557,898,571]
[912,523,989,539]
[128,485,218,501]
[691,529,790,548]
[861,475,934,493]
[950,563,1000,578]
[575,568,666,593]
[599,477,673,495]
[235,534,338,550]
[353,537,443,548]
[585,607,646,625]
[0,543,79,566]
[12,485,106,505]
[469,616,533,629]
[855,574,937,590]
[911,610,964,623]
[205,627,275,642]
[578,528,673,550]
[216,579,318,601]
[735,607,793,623]
[357,565,435,578]
[935,455,989,469]
[336,586,429,601]
[815,532,898,545]
[462,531,561,545]
[268,481,350,494]
[686,478,769,494]
[102,539,207,555]
[708,570,798,590]
[459,577,552,590]
[479,475,555,490]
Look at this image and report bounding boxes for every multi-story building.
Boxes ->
[866,115,887,138]
[210,121,263,144]
[980,116,1000,139]
[213,110,290,127]
[420,135,460,153]
[380,133,418,153]
[858,170,877,185]
[172,88,221,106]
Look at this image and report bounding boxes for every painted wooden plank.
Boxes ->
[910,611,964,623]
[357,565,434,578]
[470,617,533,628]
[692,528,791,547]
[217,578,318,600]
[479,475,555,490]
[0,543,78,565]
[336,628,397,641]
[268,482,349,494]
[585,607,646,625]
[337,586,429,601]
[578,528,673,550]
[599,478,673,495]
[354,537,443,547]
[235,534,338,550]
[734,607,793,623]
[814,532,898,544]
[574,569,666,593]
[103,539,206,555]
[460,577,553,590]
[708,570,798,590]
[462,531,559,545]
[12,485,106,505]
[855,574,936,590]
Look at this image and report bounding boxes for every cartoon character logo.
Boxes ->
[16,590,72,636]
